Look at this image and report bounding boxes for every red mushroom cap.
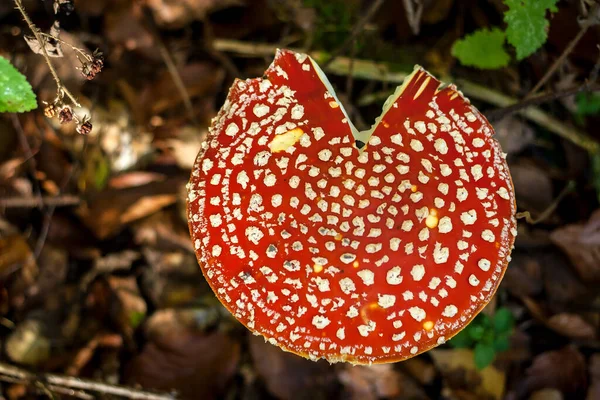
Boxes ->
[187,49,517,364]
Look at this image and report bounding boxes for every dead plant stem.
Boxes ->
[13,0,81,107]
[0,362,175,400]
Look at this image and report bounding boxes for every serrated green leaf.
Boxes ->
[0,56,37,113]
[474,343,496,370]
[493,307,515,334]
[451,28,510,69]
[504,0,558,60]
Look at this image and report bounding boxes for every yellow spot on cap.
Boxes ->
[329,101,339,108]
[382,121,390,128]
[414,76,432,100]
[313,264,324,273]
[353,261,359,268]
[334,233,343,241]
[268,127,304,153]
[423,321,434,331]
[411,185,418,193]
[425,208,439,229]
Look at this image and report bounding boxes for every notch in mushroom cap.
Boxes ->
[187,49,517,365]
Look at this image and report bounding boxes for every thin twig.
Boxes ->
[38,32,92,61]
[13,0,80,107]
[202,16,241,78]
[212,38,600,153]
[0,362,176,400]
[141,7,196,124]
[402,0,424,35]
[486,83,600,121]
[321,0,386,69]
[517,181,576,224]
[11,115,43,210]
[527,4,599,97]
[0,195,81,209]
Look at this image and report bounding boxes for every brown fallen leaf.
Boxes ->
[165,126,208,170]
[337,363,428,400]
[529,388,564,400]
[510,162,554,217]
[24,21,63,58]
[401,356,437,385]
[109,171,167,189]
[138,63,224,116]
[127,309,240,400]
[141,247,206,308]
[588,353,600,400]
[107,276,147,340]
[550,209,600,283]
[514,346,586,398]
[5,319,51,366]
[145,0,245,29]
[430,348,505,400]
[249,334,339,400]
[546,313,597,341]
[77,177,185,239]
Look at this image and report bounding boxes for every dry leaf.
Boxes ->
[145,0,245,28]
[515,346,586,398]
[77,177,185,239]
[430,348,506,400]
[24,21,63,57]
[127,309,240,400]
[547,313,596,340]
[5,319,51,366]
[249,334,339,400]
[588,354,600,400]
[337,364,403,400]
[551,209,600,283]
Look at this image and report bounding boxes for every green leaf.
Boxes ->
[576,92,600,117]
[451,28,510,69]
[493,334,511,352]
[469,324,487,341]
[474,343,496,370]
[590,151,600,204]
[504,0,559,60]
[129,311,146,328]
[0,56,37,113]
[493,308,515,334]
[449,329,475,348]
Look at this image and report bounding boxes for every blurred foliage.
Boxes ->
[449,308,515,369]
[303,0,359,51]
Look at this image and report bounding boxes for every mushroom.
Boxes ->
[187,49,517,364]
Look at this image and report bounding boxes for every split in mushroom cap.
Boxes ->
[187,49,517,365]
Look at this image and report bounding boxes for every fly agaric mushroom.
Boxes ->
[187,49,516,364]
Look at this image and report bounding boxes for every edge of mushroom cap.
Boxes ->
[186,49,518,365]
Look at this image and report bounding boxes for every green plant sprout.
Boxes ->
[449,307,515,369]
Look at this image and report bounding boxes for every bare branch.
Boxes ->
[0,362,176,400]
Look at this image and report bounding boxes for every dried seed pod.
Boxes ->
[58,106,73,124]
[77,120,92,135]
[44,103,58,118]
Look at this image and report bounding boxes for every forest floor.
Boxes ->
[1,0,600,399]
